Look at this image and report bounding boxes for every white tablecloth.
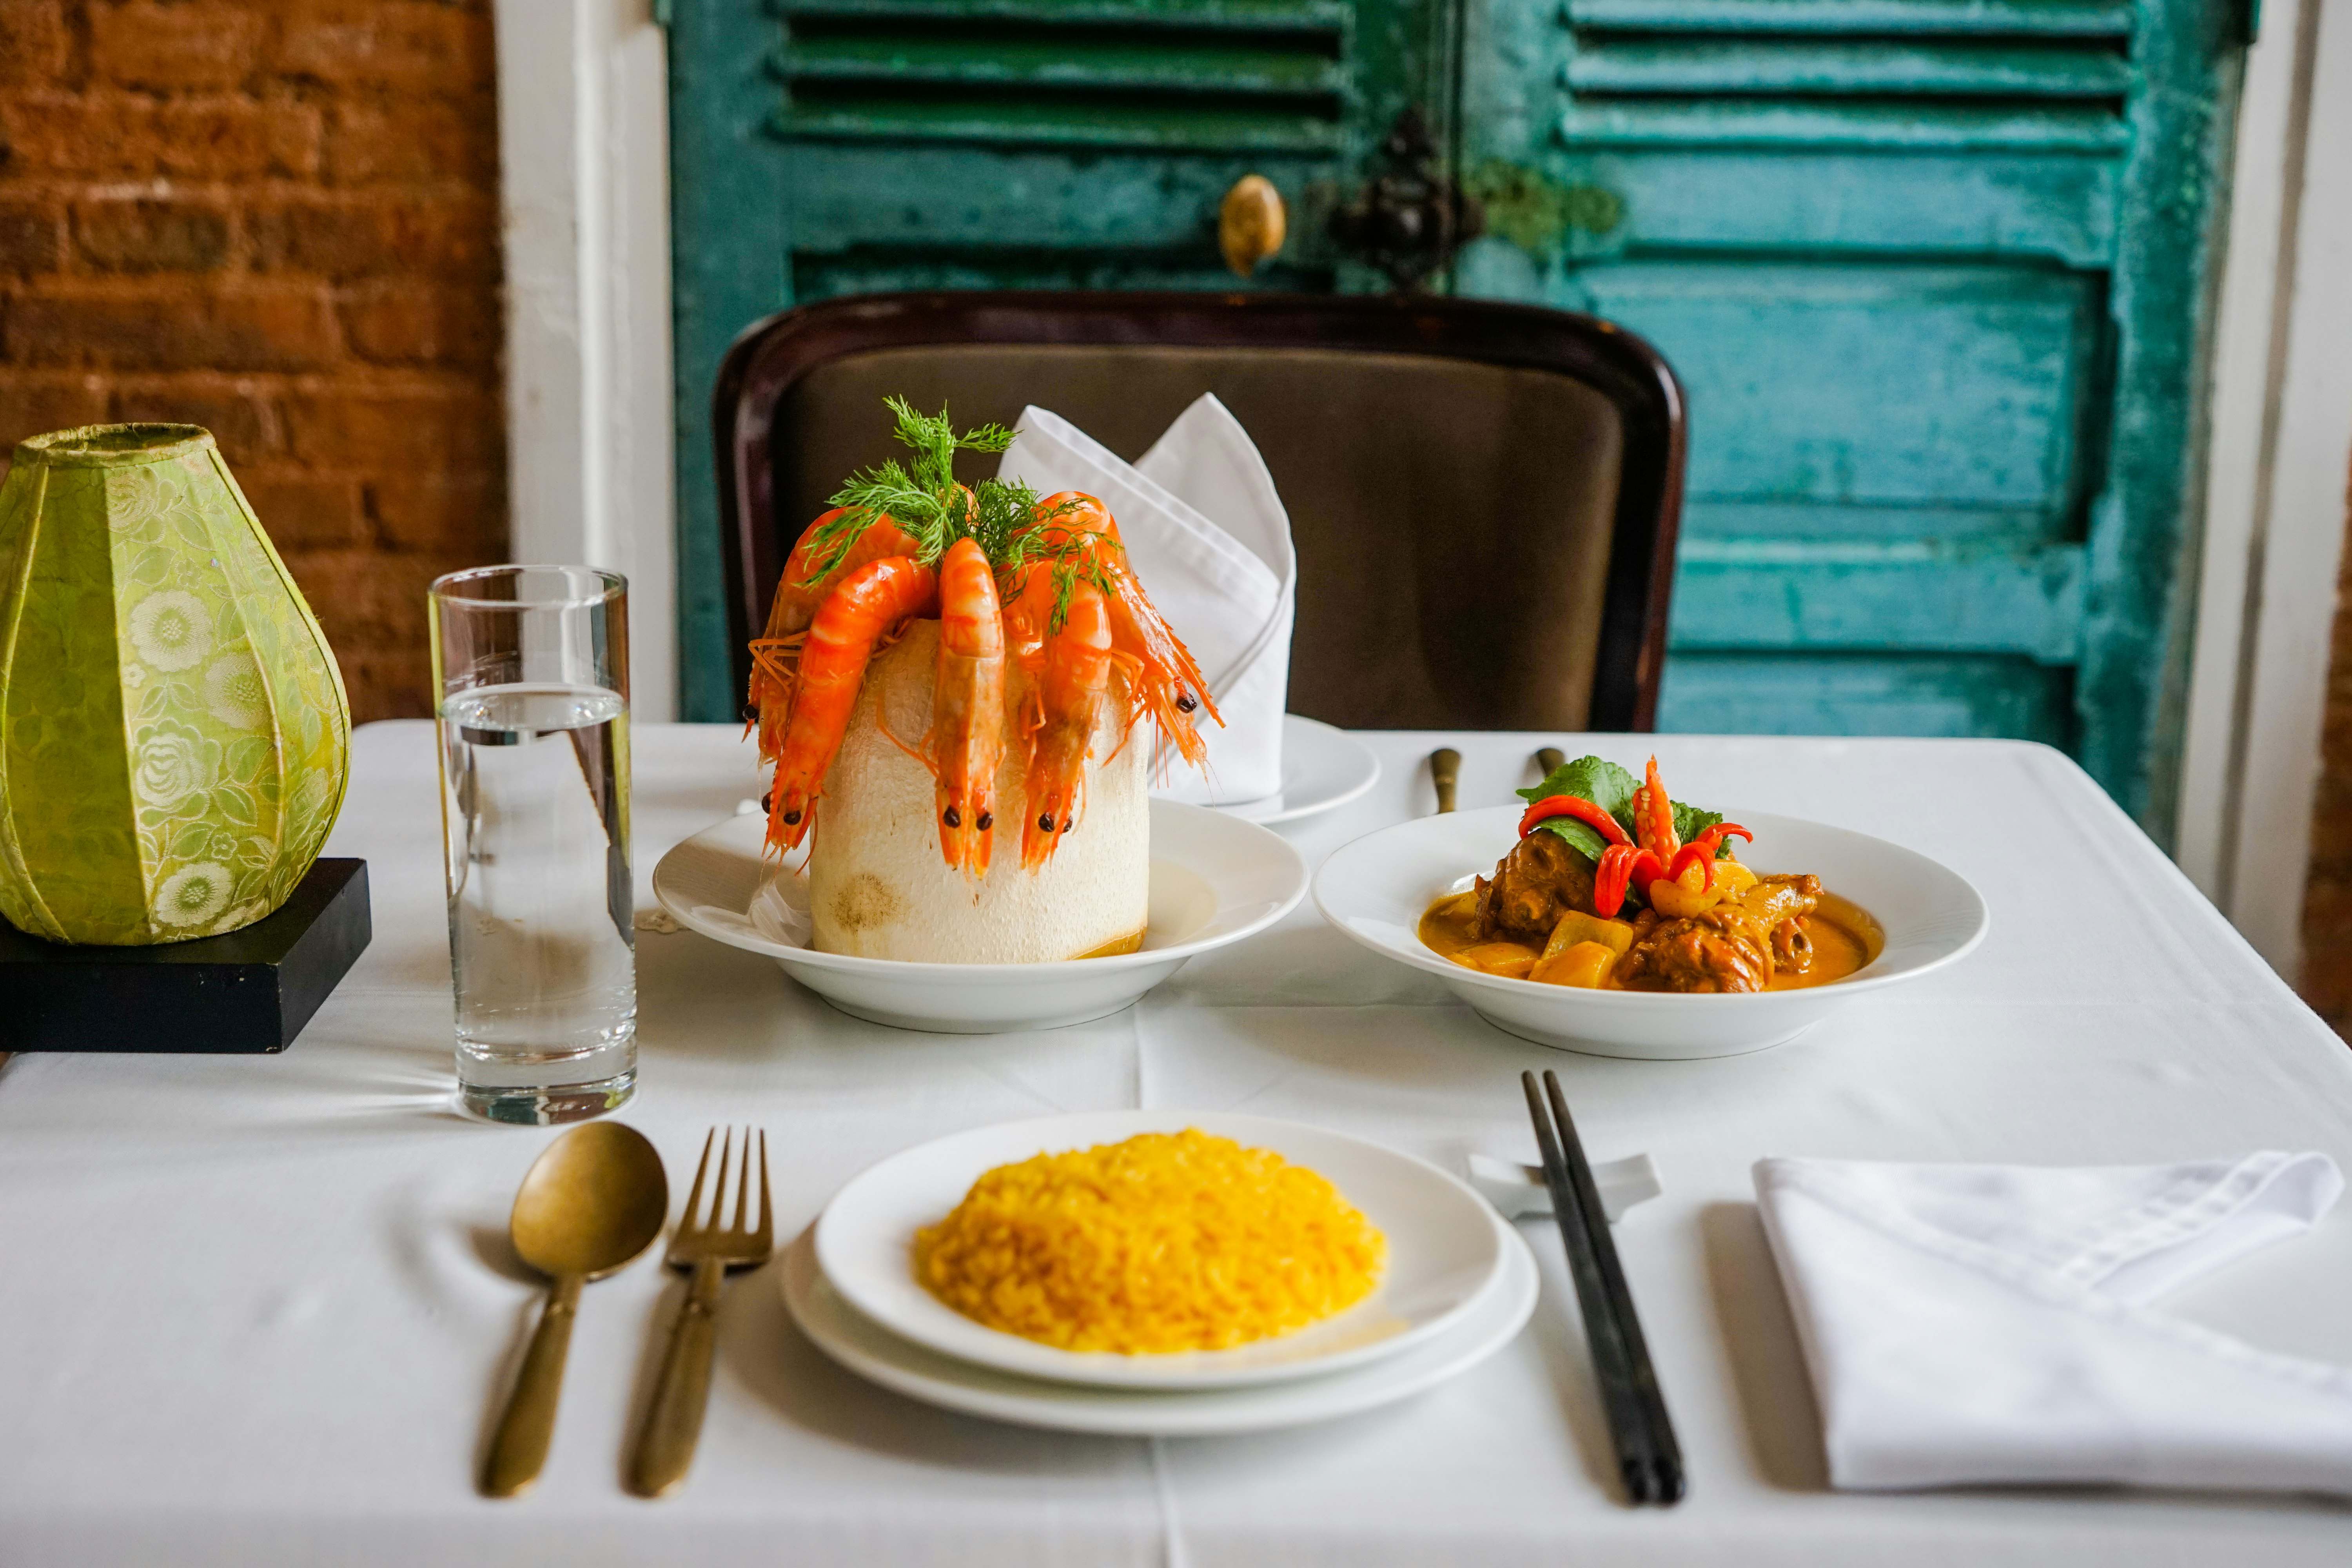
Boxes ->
[5,724,2351,1566]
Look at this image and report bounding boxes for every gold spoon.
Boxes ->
[482,1122,668,1499]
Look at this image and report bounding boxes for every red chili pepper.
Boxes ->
[1634,756,1680,857]
[1592,844,1668,918]
[1593,844,1636,917]
[1698,823,1752,854]
[1666,842,1716,891]
[1518,794,1631,845]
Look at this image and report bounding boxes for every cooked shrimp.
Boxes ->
[1019,578,1114,869]
[928,537,1005,876]
[1021,492,1220,766]
[748,509,921,759]
[766,555,939,853]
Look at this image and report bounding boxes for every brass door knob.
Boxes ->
[1220,174,1287,277]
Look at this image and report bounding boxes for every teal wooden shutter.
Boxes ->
[668,0,1447,718]
[1457,0,2239,835]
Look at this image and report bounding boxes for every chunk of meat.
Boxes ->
[1615,872,1825,993]
[1741,873,1821,928]
[1472,830,1597,942]
[1614,905,1773,993]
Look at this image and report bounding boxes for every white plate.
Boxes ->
[1182,715,1381,826]
[1314,806,1989,1060]
[652,800,1307,1034]
[815,1110,1508,1389]
[784,1218,1537,1436]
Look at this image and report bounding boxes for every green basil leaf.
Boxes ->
[1532,815,1610,861]
[1672,800,1727,853]
[1516,755,1640,832]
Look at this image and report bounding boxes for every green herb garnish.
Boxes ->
[798,398,1116,633]
[1516,756,1730,862]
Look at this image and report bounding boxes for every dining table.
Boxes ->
[4,720,2350,1567]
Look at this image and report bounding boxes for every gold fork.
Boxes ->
[626,1127,772,1498]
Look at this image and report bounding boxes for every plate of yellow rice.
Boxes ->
[813,1111,1513,1390]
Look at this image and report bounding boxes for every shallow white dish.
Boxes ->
[652,800,1307,1033]
[1185,715,1381,826]
[1313,806,1989,1060]
[785,1218,1537,1436]
[814,1110,1506,1390]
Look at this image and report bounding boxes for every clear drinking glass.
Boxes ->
[430,566,635,1125]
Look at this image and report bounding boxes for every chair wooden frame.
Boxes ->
[712,290,1686,730]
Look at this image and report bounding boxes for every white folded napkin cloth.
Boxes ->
[996,396,1295,806]
[1755,1152,2352,1495]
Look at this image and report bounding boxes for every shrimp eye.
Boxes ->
[1176,692,1198,713]
[943,806,961,828]
[760,793,772,813]
[740,702,759,723]
[1038,813,1055,832]
[782,808,802,825]
[976,812,993,831]
[1060,817,1073,832]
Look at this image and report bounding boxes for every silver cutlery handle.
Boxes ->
[483,1273,581,1498]
[627,1258,726,1498]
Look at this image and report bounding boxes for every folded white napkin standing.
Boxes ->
[1755,1152,2352,1495]
[996,397,1294,806]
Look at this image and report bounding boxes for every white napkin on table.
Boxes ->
[996,396,1294,806]
[1755,1152,2352,1495]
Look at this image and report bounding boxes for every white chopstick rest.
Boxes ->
[1470,1152,1662,1223]
[1755,1151,2352,1495]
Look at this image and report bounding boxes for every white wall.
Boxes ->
[493,0,677,720]
[2179,0,2352,975]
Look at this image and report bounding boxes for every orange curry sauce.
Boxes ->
[1417,885,1882,992]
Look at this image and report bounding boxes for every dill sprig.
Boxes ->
[800,397,1018,577]
[796,397,1120,633]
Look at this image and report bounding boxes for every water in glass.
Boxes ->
[440,682,635,1123]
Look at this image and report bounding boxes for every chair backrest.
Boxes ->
[713,292,1684,731]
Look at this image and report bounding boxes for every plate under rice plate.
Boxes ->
[813,1111,1514,1390]
[784,1223,1539,1437]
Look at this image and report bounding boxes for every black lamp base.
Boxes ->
[0,859,372,1053]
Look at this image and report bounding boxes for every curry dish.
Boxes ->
[1419,753,1882,994]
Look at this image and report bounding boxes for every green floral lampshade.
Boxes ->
[0,424,351,945]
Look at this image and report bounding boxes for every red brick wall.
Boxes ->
[0,0,505,722]
[2302,472,2352,1041]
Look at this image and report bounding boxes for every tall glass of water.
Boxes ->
[430,566,634,1124]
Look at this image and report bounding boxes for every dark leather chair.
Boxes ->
[712,292,1684,732]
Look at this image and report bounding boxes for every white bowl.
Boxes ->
[652,800,1307,1033]
[1312,806,1988,1060]
[814,1110,1508,1389]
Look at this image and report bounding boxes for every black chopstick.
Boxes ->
[1521,1069,1686,1505]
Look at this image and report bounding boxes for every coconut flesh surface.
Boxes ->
[808,620,1149,962]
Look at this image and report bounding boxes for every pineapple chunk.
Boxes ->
[1451,942,1538,979]
[1543,909,1636,961]
[1531,940,1619,988]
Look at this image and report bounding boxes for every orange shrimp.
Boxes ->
[927,537,1005,876]
[1019,578,1114,869]
[1020,492,1221,766]
[766,555,939,853]
[748,509,922,760]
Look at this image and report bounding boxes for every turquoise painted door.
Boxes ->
[666,0,2243,838]
[667,0,1454,723]
[1452,0,2243,835]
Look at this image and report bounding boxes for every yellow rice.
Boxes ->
[913,1129,1387,1354]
